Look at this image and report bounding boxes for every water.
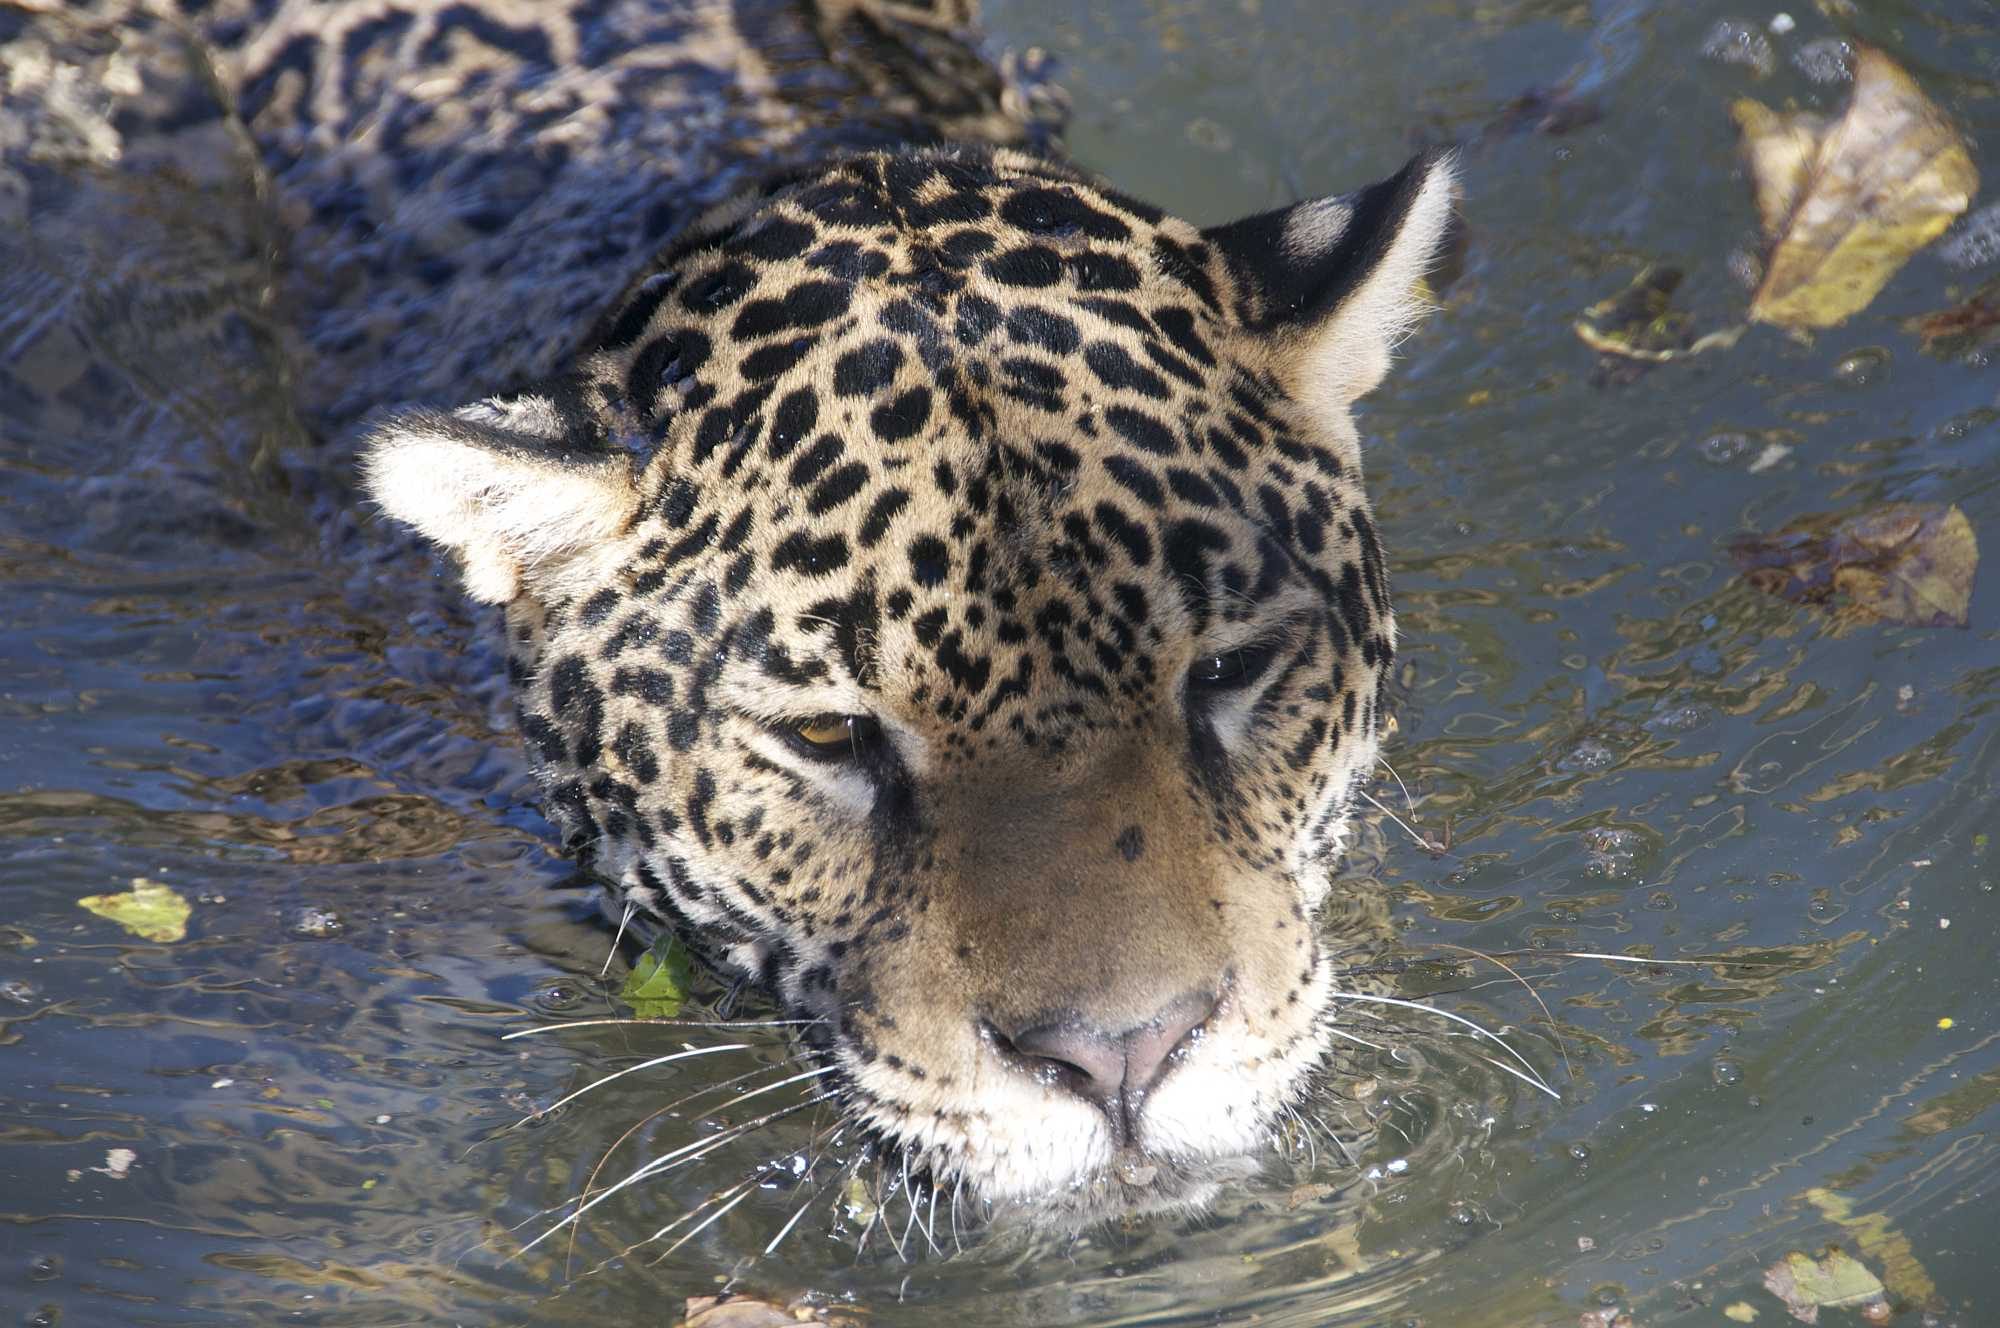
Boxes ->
[4,0,1998,1323]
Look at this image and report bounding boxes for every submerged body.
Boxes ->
[9,0,1452,1222]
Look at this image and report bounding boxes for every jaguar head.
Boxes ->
[362,146,1455,1218]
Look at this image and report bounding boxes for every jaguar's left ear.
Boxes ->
[360,385,641,605]
[1202,149,1457,415]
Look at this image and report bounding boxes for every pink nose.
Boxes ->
[992,987,1221,1142]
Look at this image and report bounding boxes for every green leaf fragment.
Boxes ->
[620,937,694,1018]
[77,878,191,943]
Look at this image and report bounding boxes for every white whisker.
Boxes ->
[1359,789,1438,853]
[760,1160,832,1256]
[653,1178,759,1259]
[883,1162,912,1262]
[1326,1025,1389,1053]
[517,1043,751,1124]
[1376,755,1417,813]
[853,1182,884,1260]
[601,901,636,978]
[518,1070,837,1257]
[504,1017,819,1039]
[897,1189,919,1262]
[1327,992,1559,1099]
[922,1172,942,1258]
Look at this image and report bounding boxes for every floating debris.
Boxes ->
[1729,503,1978,629]
[1733,47,1977,329]
[619,935,695,1018]
[77,878,189,943]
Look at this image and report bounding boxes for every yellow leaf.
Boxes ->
[1724,1302,1759,1323]
[1806,1187,1939,1305]
[1762,1247,1887,1323]
[1735,47,1977,329]
[1732,100,1828,239]
[77,878,190,943]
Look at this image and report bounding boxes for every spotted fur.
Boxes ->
[16,0,1459,1218]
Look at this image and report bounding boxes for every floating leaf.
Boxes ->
[1728,503,1978,629]
[1573,266,1745,369]
[1761,1248,1888,1324]
[1904,273,2000,354]
[1734,47,1977,329]
[77,878,190,943]
[678,1294,858,1327]
[618,935,693,1019]
[1806,1187,1938,1306]
[678,1296,796,1328]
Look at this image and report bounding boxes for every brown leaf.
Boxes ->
[1733,47,1978,329]
[1729,503,1979,629]
[1905,273,2000,354]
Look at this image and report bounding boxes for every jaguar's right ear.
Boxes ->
[360,392,641,605]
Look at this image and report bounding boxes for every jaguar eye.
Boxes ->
[1188,644,1277,693]
[785,714,882,759]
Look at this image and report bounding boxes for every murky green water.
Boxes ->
[4,1,1998,1324]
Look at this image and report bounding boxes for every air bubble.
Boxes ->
[1792,37,1854,85]
[1560,739,1617,772]
[1184,118,1233,152]
[1582,826,1647,879]
[1938,202,2000,269]
[1698,432,1752,465]
[1727,247,1762,289]
[1701,20,1776,76]
[529,981,587,1014]
[1712,1058,1744,1087]
[1646,703,1710,733]
[289,906,343,938]
[1832,347,1890,387]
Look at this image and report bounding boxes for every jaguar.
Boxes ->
[10,0,1455,1227]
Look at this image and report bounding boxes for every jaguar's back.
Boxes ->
[5,0,1057,430]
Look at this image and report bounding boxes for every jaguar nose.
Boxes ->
[994,987,1220,1138]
